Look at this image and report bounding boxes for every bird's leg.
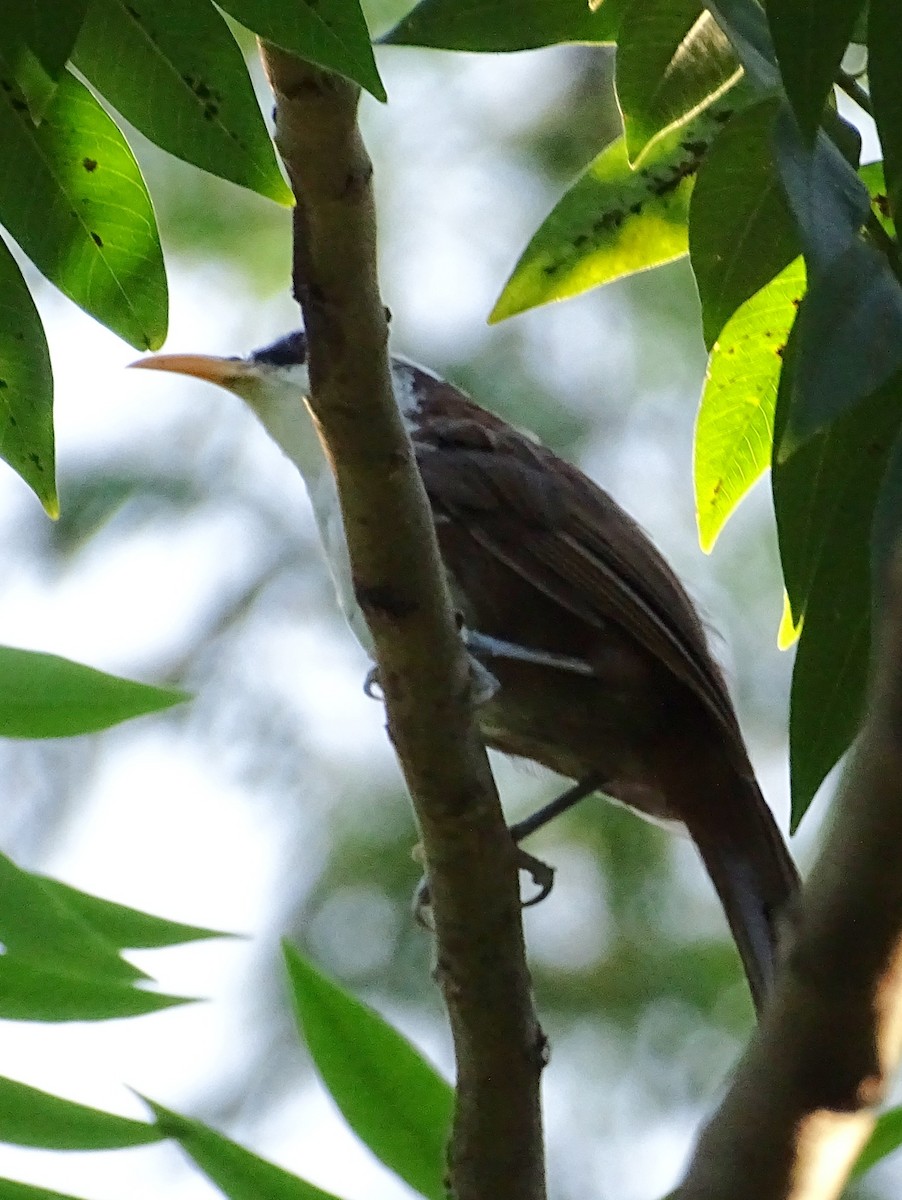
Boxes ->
[509,774,604,843]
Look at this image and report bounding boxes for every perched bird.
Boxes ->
[132,331,798,1013]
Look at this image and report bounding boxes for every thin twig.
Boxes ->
[836,69,873,118]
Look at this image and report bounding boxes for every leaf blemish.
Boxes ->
[90,232,104,247]
[83,158,98,172]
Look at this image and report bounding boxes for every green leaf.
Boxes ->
[0,239,56,516]
[784,240,902,453]
[773,105,869,270]
[695,256,804,550]
[703,0,779,90]
[147,1103,345,1200]
[765,0,865,140]
[217,0,385,102]
[0,1181,97,1200]
[689,95,799,347]
[73,0,292,205]
[773,357,902,826]
[869,0,902,226]
[872,424,902,597]
[0,1076,161,1150]
[860,160,896,238]
[381,0,627,50]
[0,956,192,1021]
[0,66,167,349]
[35,876,234,950]
[284,945,453,1200]
[491,99,741,322]
[0,645,187,738]
[851,1106,902,1179]
[0,0,89,79]
[617,0,742,165]
[0,851,140,984]
[771,107,901,456]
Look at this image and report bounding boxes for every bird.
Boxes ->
[131,330,799,1013]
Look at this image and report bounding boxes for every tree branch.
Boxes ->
[677,554,902,1200]
[258,46,546,1200]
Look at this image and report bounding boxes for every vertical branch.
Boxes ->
[677,553,902,1200]
[258,46,547,1200]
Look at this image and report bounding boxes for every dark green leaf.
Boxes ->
[784,241,902,452]
[0,851,140,983]
[0,67,167,349]
[0,1076,160,1150]
[703,0,779,89]
[773,358,902,826]
[217,0,385,102]
[773,105,869,269]
[491,99,741,322]
[36,876,234,949]
[381,0,627,50]
[0,0,89,79]
[617,0,742,165]
[0,239,56,516]
[0,956,192,1021]
[690,95,799,347]
[765,0,865,140]
[771,107,900,455]
[284,945,453,1200]
[869,0,902,225]
[147,1102,345,1200]
[73,0,292,204]
[695,256,804,550]
[851,1106,902,1179]
[0,645,187,738]
[872,425,902,604]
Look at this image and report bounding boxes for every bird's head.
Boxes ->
[130,331,315,466]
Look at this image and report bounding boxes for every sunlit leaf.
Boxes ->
[491,100,741,322]
[765,0,866,140]
[617,0,741,165]
[381,0,627,50]
[74,0,292,204]
[285,945,453,1200]
[0,66,167,349]
[0,645,187,738]
[695,257,804,550]
[218,0,385,101]
[0,239,56,516]
[147,1103,344,1200]
[0,1076,161,1150]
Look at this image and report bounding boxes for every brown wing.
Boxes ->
[412,410,743,744]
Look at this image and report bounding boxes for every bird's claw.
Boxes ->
[411,842,555,926]
[363,667,383,699]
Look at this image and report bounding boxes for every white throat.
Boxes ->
[233,357,432,657]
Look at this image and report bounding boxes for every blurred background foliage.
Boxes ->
[0,4,850,1198]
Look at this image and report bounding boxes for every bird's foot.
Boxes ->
[362,654,498,706]
[411,842,555,928]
